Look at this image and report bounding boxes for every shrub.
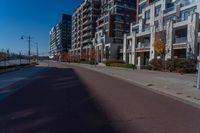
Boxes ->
[102,60,124,66]
[166,59,176,72]
[166,58,196,73]
[109,63,136,69]
[141,65,153,70]
[132,64,137,69]
[89,59,97,65]
[149,59,163,70]
[102,60,136,69]
[80,59,97,65]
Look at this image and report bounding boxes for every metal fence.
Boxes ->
[0,59,29,67]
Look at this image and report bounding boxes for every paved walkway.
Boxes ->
[0,62,48,100]
[66,63,200,108]
[0,62,48,88]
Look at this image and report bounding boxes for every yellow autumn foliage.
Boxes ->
[153,38,165,56]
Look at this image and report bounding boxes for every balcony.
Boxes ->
[175,36,187,43]
[82,25,92,32]
[142,27,150,33]
[127,32,132,37]
[83,19,92,26]
[136,42,150,48]
[165,6,175,13]
[82,39,91,44]
[82,14,89,20]
[180,0,198,7]
[82,32,92,38]
[139,0,145,4]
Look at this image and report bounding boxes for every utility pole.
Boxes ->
[36,44,38,63]
[19,52,22,65]
[4,53,6,72]
[28,35,31,64]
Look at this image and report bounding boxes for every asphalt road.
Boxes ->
[0,61,200,133]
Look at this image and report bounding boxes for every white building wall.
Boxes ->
[123,34,127,62]
[187,13,199,58]
[150,26,156,60]
[131,32,136,64]
[165,20,174,60]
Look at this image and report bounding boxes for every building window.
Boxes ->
[115,15,124,22]
[115,23,123,29]
[155,5,161,17]
[155,20,159,28]
[175,28,187,43]
[145,10,150,20]
[105,24,109,30]
[126,24,130,31]
[105,16,108,22]
[132,28,139,33]
[139,3,146,14]
[114,31,123,37]
[114,39,123,44]
[180,8,197,21]
[115,6,124,14]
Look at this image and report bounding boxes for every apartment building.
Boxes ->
[123,0,200,66]
[94,0,136,62]
[71,0,100,60]
[49,14,72,59]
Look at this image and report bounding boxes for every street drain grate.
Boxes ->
[176,92,182,95]
[194,97,200,100]
[147,84,154,87]
[193,85,197,88]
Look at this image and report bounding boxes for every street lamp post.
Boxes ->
[34,43,39,63]
[21,35,31,64]
[19,52,22,65]
[37,44,38,63]
[28,36,31,64]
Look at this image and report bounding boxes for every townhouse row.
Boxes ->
[123,0,200,66]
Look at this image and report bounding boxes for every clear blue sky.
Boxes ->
[0,0,81,56]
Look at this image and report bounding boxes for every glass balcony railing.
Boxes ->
[165,6,175,13]
[136,42,150,48]
[181,0,198,7]
[139,0,145,3]
[142,27,150,32]
[175,37,187,43]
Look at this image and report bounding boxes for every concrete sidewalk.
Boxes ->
[0,62,48,88]
[67,63,200,108]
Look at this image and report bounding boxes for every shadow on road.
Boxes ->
[0,67,121,133]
